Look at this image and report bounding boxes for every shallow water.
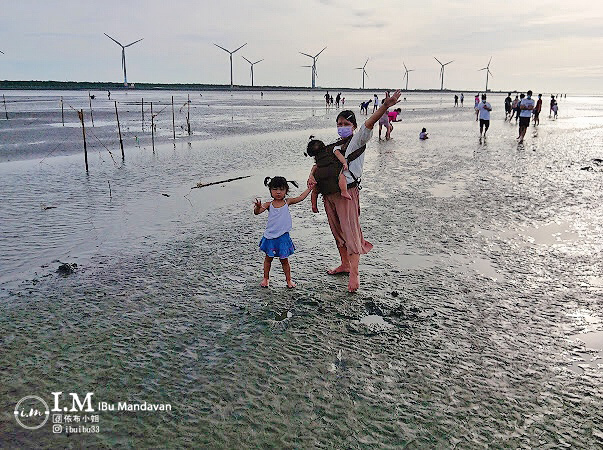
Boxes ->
[1,91,603,447]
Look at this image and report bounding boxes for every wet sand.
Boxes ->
[1,91,603,447]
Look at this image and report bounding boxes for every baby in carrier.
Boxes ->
[306,136,351,213]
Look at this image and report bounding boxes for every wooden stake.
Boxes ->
[89,91,94,127]
[187,94,191,136]
[78,110,89,173]
[115,101,124,160]
[141,97,144,131]
[61,96,64,126]
[171,95,175,140]
[151,101,155,153]
[2,94,8,120]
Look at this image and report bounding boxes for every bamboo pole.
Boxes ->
[187,94,191,136]
[61,96,64,126]
[151,101,155,153]
[193,175,251,188]
[171,95,175,140]
[115,101,124,160]
[89,92,94,127]
[2,94,8,120]
[141,97,144,131]
[78,110,89,173]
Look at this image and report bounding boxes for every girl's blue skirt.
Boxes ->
[259,232,295,259]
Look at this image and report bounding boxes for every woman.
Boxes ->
[308,90,401,292]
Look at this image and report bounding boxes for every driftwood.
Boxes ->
[193,175,251,189]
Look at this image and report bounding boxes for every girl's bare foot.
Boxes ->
[327,265,350,275]
[286,280,296,288]
[260,278,269,287]
[341,192,352,200]
[347,274,359,292]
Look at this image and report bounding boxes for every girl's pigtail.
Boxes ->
[287,180,299,189]
[263,176,271,187]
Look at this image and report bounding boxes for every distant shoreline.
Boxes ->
[0,80,518,94]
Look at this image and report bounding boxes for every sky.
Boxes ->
[1,0,602,93]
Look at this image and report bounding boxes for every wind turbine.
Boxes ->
[299,47,326,89]
[214,43,247,89]
[355,58,369,89]
[479,57,493,92]
[104,33,143,87]
[242,56,263,87]
[434,57,454,90]
[402,62,414,91]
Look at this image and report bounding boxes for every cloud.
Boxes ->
[1,0,602,92]
[350,19,387,29]
[526,10,603,26]
[546,65,603,78]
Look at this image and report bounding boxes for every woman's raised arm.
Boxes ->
[365,90,401,129]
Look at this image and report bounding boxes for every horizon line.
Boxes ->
[0,80,578,95]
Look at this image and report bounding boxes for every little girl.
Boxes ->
[254,176,312,288]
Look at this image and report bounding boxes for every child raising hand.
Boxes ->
[254,176,312,288]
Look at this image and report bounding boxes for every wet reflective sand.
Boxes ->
[1,92,603,447]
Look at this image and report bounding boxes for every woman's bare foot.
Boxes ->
[341,191,352,200]
[286,280,296,288]
[347,273,359,292]
[260,278,269,287]
[327,265,350,275]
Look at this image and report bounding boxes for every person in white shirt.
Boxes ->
[307,91,402,292]
[518,90,535,144]
[475,94,492,137]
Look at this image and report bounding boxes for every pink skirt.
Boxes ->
[323,187,373,255]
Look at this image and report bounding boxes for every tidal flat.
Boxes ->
[1,90,602,447]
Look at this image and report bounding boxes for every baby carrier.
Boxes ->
[314,136,366,195]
